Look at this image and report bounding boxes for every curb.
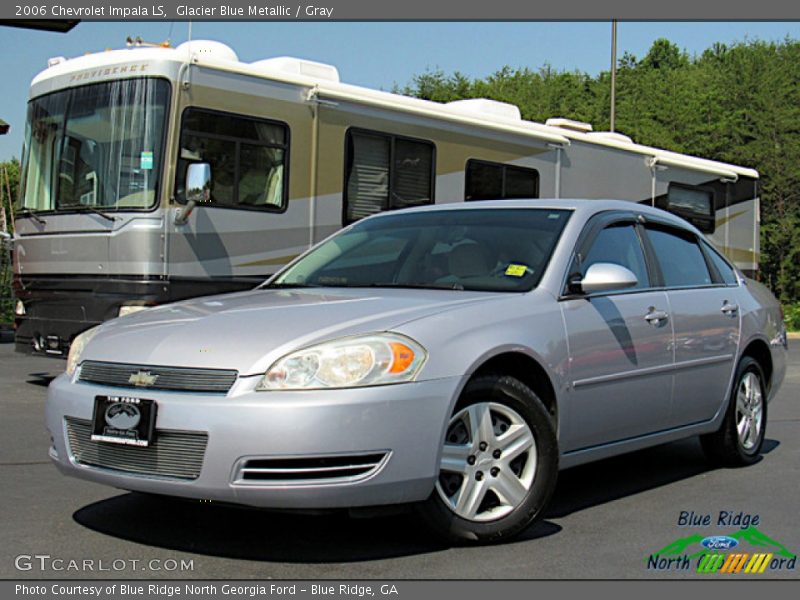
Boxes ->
[788,332,800,340]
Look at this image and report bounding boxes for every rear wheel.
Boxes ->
[417,374,558,543]
[701,356,767,466]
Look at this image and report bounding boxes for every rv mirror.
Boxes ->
[185,162,211,205]
[176,163,211,225]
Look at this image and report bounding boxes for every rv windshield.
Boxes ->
[17,78,169,213]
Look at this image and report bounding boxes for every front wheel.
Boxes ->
[417,374,558,543]
[701,356,768,466]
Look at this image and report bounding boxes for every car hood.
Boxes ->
[81,287,505,376]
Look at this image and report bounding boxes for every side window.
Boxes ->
[465,160,539,201]
[175,109,289,211]
[646,226,713,287]
[701,241,739,285]
[344,130,435,223]
[572,223,649,291]
[584,224,649,289]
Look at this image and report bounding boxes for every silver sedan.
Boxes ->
[46,199,788,543]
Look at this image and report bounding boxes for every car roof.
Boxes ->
[367,198,700,234]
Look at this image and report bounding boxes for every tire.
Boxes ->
[700,356,768,467]
[417,374,559,544]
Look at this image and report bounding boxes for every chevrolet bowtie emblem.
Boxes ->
[128,371,158,387]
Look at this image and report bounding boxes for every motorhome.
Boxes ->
[13,40,759,356]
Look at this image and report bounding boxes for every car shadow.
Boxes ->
[26,372,57,387]
[73,493,561,562]
[72,436,779,562]
[761,438,780,454]
[547,436,779,519]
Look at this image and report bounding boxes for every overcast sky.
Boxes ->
[2,20,800,161]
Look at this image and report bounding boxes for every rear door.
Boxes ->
[643,223,741,427]
[560,216,674,452]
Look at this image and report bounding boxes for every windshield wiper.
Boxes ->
[58,204,118,222]
[355,282,465,291]
[17,209,47,225]
[260,282,322,289]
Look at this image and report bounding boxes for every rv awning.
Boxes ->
[0,20,79,33]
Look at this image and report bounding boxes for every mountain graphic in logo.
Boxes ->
[650,526,795,560]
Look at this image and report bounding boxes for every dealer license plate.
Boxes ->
[90,396,157,447]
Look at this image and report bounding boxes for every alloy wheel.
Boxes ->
[435,401,537,522]
[736,371,764,451]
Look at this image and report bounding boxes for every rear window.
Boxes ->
[662,184,715,233]
[702,241,739,285]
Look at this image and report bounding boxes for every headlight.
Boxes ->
[66,326,100,377]
[118,304,149,317]
[259,333,426,390]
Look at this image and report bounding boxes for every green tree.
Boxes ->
[0,158,19,325]
[400,38,800,303]
[1,158,20,230]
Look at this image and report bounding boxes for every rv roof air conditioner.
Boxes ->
[586,131,634,144]
[251,57,341,83]
[445,99,522,122]
[175,40,239,62]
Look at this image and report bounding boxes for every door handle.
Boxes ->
[645,308,669,325]
[721,302,739,316]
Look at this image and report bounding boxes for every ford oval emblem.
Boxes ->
[701,535,739,550]
[105,402,141,430]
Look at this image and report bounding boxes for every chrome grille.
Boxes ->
[234,452,390,485]
[78,361,237,393]
[65,417,208,480]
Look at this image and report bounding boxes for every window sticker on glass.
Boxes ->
[505,264,529,277]
[140,151,154,170]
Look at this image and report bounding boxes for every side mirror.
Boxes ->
[175,163,211,225]
[569,262,638,295]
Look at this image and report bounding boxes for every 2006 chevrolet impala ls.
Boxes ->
[46,199,788,542]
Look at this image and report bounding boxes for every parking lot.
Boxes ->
[1,340,798,579]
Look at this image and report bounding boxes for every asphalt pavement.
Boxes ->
[1,341,798,579]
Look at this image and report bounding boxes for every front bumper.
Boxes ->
[46,373,463,509]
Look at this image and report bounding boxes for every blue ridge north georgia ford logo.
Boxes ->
[104,402,141,430]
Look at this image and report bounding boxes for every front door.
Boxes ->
[560,220,674,452]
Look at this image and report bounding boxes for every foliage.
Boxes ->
[1,159,19,325]
[401,38,800,303]
[784,303,800,333]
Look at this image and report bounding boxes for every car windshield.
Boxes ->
[268,208,571,293]
[17,78,169,213]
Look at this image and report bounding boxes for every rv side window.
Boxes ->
[663,184,714,233]
[344,129,435,223]
[176,108,289,212]
[465,160,539,201]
